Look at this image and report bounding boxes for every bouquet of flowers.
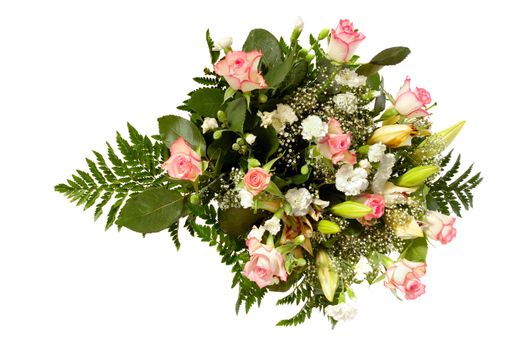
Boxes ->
[56,18,481,326]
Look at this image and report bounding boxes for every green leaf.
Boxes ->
[243,29,283,69]
[356,47,411,76]
[403,237,428,262]
[116,188,186,234]
[158,115,206,153]
[281,60,308,91]
[186,88,224,118]
[265,181,283,197]
[251,126,279,160]
[207,131,239,173]
[206,29,220,64]
[225,97,246,133]
[265,53,294,88]
[218,207,268,236]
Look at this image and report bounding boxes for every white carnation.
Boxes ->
[333,93,358,114]
[247,225,266,241]
[285,187,313,216]
[201,117,219,133]
[276,104,298,124]
[368,143,386,163]
[371,153,396,193]
[354,256,372,281]
[301,115,328,140]
[263,216,281,236]
[359,159,372,173]
[245,133,256,145]
[212,37,233,51]
[335,68,367,88]
[257,104,297,134]
[325,303,358,322]
[335,165,369,196]
[258,110,276,128]
[238,188,254,209]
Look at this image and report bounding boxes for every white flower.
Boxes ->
[263,216,281,235]
[335,165,369,196]
[238,188,253,209]
[313,198,330,209]
[301,115,328,140]
[285,187,313,216]
[245,133,256,145]
[276,104,298,124]
[257,110,276,128]
[354,256,372,281]
[258,104,298,134]
[371,153,396,193]
[333,93,358,114]
[247,225,266,241]
[335,69,367,88]
[294,17,304,31]
[368,143,386,163]
[201,117,219,133]
[325,303,358,321]
[212,37,233,51]
[359,159,372,173]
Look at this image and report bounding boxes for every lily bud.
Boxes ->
[331,201,372,219]
[316,250,339,302]
[367,124,417,148]
[394,217,424,239]
[318,220,341,234]
[396,165,439,187]
[412,120,465,162]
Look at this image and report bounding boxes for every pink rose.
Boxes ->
[360,193,385,221]
[423,211,457,244]
[161,137,202,181]
[243,238,288,288]
[243,167,271,196]
[213,50,268,92]
[384,259,427,300]
[394,76,432,117]
[318,118,357,164]
[327,19,365,62]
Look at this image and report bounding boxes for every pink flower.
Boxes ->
[327,19,365,63]
[243,167,271,196]
[317,118,357,165]
[384,259,427,300]
[213,50,268,92]
[423,211,457,244]
[360,193,385,221]
[161,137,202,181]
[243,238,288,288]
[394,76,432,117]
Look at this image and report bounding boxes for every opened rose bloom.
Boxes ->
[394,76,432,118]
[423,211,457,244]
[384,259,426,300]
[359,193,385,221]
[327,19,365,62]
[243,167,271,196]
[214,50,268,92]
[243,238,287,288]
[161,137,202,181]
[318,118,356,164]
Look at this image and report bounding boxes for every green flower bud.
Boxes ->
[298,48,308,58]
[305,53,315,62]
[189,193,200,205]
[236,137,244,145]
[331,201,372,219]
[213,130,222,140]
[318,220,341,234]
[258,94,268,103]
[231,143,240,151]
[316,249,339,302]
[300,164,310,175]
[216,110,226,122]
[318,28,330,40]
[412,120,465,163]
[396,165,439,187]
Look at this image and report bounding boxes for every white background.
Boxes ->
[1,0,526,349]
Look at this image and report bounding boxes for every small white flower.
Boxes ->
[301,115,328,140]
[285,187,313,216]
[245,133,256,145]
[258,104,297,134]
[371,153,396,193]
[201,117,219,133]
[335,165,369,196]
[313,198,330,209]
[276,104,298,124]
[294,17,304,31]
[212,37,233,51]
[368,143,386,163]
[325,303,358,322]
[333,93,358,114]
[238,188,254,209]
[335,68,367,88]
[257,110,276,128]
[247,225,266,241]
[263,216,281,235]
[354,256,372,281]
[359,159,372,173]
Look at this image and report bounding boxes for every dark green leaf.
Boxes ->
[186,88,224,118]
[372,92,386,116]
[206,29,220,64]
[370,46,411,65]
[116,188,186,234]
[251,126,278,160]
[225,97,246,133]
[356,63,383,77]
[403,237,428,262]
[281,60,308,91]
[243,29,283,69]
[207,131,239,173]
[218,207,269,236]
[158,115,206,153]
[265,53,294,88]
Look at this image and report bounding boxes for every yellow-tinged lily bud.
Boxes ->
[412,120,465,163]
[394,217,424,239]
[316,250,339,302]
[396,165,439,187]
[331,201,372,219]
[318,220,341,234]
[367,124,417,148]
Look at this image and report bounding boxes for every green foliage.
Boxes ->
[243,29,283,69]
[206,29,220,64]
[168,221,181,250]
[357,46,411,76]
[427,151,483,216]
[225,96,246,133]
[265,53,294,88]
[276,299,317,327]
[55,124,169,230]
[186,88,224,118]
[157,115,206,153]
[403,237,428,262]
[192,76,220,87]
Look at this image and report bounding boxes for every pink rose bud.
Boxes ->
[359,193,385,221]
[243,238,288,288]
[317,118,357,165]
[327,19,365,63]
[384,259,426,300]
[394,76,432,117]
[243,167,271,196]
[423,211,457,244]
[161,137,202,182]
[213,50,268,92]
